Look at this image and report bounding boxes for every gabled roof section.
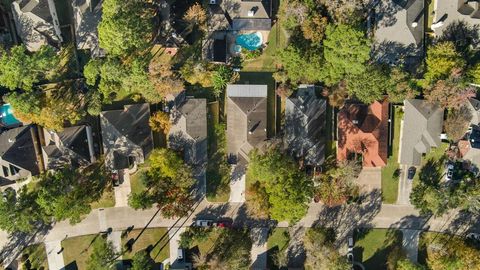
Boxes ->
[400,99,444,165]
[337,100,389,167]
[58,125,91,161]
[0,125,40,175]
[226,84,268,162]
[72,0,104,56]
[285,85,326,166]
[100,103,153,157]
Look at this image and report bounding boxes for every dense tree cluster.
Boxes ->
[247,148,313,222]
[128,149,196,218]
[303,226,350,270]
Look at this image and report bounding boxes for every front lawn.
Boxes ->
[413,143,449,184]
[90,184,115,209]
[267,228,290,270]
[62,234,99,270]
[130,167,148,195]
[121,228,170,263]
[353,229,403,270]
[381,106,402,203]
[20,244,48,270]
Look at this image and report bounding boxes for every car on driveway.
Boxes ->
[111,170,120,186]
[446,164,454,181]
[347,236,354,252]
[407,167,416,180]
[194,220,214,227]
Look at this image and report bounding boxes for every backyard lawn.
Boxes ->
[242,23,288,71]
[62,234,99,270]
[267,228,290,269]
[20,244,48,270]
[121,228,170,263]
[353,229,403,270]
[381,106,402,204]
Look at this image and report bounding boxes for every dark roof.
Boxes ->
[232,18,271,31]
[285,86,326,166]
[101,103,153,155]
[58,125,91,161]
[19,0,52,22]
[0,126,39,175]
[469,125,480,149]
[213,39,227,62]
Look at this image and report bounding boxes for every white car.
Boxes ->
[194,220,214,227]
[347,237,354,252]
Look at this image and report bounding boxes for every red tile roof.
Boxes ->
[337,100,389,167]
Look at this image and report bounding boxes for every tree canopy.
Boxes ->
[424,42,465,86]
[346,65,391,104]
[247,148,314,223]
[86,236,117,270]
[98,0,153,56]
[304,226,350,270]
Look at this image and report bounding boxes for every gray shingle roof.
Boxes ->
[0,125,40,175]
[400,99,444,165]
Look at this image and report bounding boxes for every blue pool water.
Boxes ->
[0,104,21,127]
[236,32,263,51]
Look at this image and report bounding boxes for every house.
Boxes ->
[465,98,480,126]
[72,0,104,57]
[226,84,268,164]
[203,0,272,62]
[11,0,63,51]
[337,100,389,167]
[0,125,41,184]
[100,103,153,170]
[399,99,444,166]
[41,125,96,170]
[372,0,424,69]
[285,85,326,166]
[168,98,207,166]
[432,0,480,38]
[459,125,480,168]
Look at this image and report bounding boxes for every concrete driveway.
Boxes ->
[401,229,420,263]
[114,169,131,207]
[355,167,381,194]
[397,164,413,205]
[229,164,246,203]
[250,227,268,270]
[168,227,185,265]
[45,240,64,270]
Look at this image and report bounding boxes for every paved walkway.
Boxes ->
[114,169,131,207]
[397,164,413,205]
[107,231,123,259]
[250,227,268,270]
[401,229,420,263]
[45,240,64,270]
[229,165,246,203]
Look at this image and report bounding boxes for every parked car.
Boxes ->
[216,220,233,228]
[446,164,454,181]
[467,232,480,241]
[194,220,214,227]
[347,237,354,252]
[407,167,416,180]
[177,248,184,261]
[111,170,120,186]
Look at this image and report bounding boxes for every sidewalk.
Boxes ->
[45,240,64,270]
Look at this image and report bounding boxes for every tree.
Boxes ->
[0,187,45,233]
[326,80,348,108]
[315,159,360,206]
[397,259,425,270]
[278,0,308,30]
[424,233,480,270]
[127,149,196,218]
[301,14,328,44]
[444,106,472,142]
[86,236,117,270]
[424,42,465,85]
[183,3,207,30]
[212,65,237,97]
[245,181,270,219]
[180,60,213,87]
[3,91,42,118]
[320,0,369,24]
[424,80,476,109]
[209,229,252,270]
[387,68,419,103]
[304,226,350,270]
[346,65,391,104]
[248,148,314,222]
[322,24,371,86]
[149,112,171,133]
[98,0,152,56]
[131,250,154,270]
[147,60,184,102]
[276,45,323,84]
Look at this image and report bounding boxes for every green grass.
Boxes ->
[242,23,288,71]
[238,72,276,137]
[381,106,402,203]
[267,228,290,269]
[413,143,449,184]
[62,234,98,270]
[90,184,115,209]
[354,229,403,270]
[130,167,148,195]
[20,244,48,270]
[187,228,222,255]
[121,228,170,263]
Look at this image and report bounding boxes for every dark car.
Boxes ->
[407,167,416,180]
[446,164,454,181]
[111,170,120,186]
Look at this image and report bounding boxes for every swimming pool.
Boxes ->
[0,104,21,127]
[235,32,263,51]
